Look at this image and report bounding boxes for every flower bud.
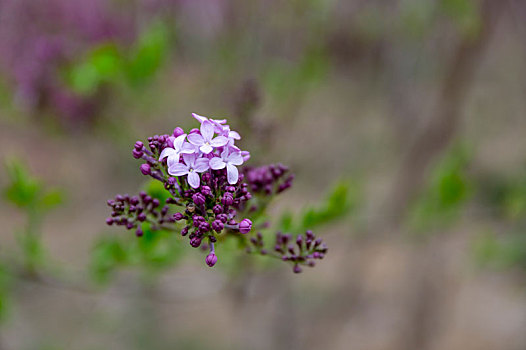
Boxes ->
[201,186,211,196]
[140,164,151,175]
[134,141,144,150]
[132,149,143,159]
[173,127,184,137]
[105,218,113,225]
[205,253,218,267]
[173,212,184,221]
[212,220,224,233]
[135,227,143,237]
[192,193,206,206]
[181,226,189,236]
[239,219,252,234]
[213,205,223,214]
[222,193,234,206]
[293,264,302,273]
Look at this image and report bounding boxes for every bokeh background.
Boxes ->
[1,0,526,349]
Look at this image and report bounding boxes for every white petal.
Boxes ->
[226,163,239,184]
[182,153,196,166]
[200,143,213,154]
[194,158,210,172]
[201,121,214,141]
[187,133,204,146]
[192,113,208,123]
[210,136,228,147]
[227,151,244,166]
[210,157,226,170]
[159,147,176,160]
[187,171,200,188]
[173,134,187,150]
[168,163,189,176]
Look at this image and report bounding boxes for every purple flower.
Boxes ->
[206,252,218,267]
[159,134,194,167]
[168,153,210,188]
[239,219,252,234]
[209,149,244,184]
[192,112,227,133]
[187,120,228,154]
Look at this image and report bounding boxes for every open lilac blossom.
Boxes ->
[106,113,327,272]
[187,120,228,154]
[159,134,195,167]
[168,153,209,188]
[210,149,244,184]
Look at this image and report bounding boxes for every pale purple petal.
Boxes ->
[168,163,189,176]
[227,152,244,166]
[182,153,196,167]
[194,158,210,172]
[210,157,226,170]
[210,136,228,147]
[211,118,227,124]
[192,113,208,123]
[226,163,239,184]
[200,143,213,154]
[187,171,200,188]
[173,134,187,150]
[167,154,181,168]
[228,130,241,140]
[201,121,214,141]
[159,147,176,160]
[180,142,196,154]
[187,133,204,146]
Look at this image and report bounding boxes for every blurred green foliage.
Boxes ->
[3,157,64,271]
[66,21,170,96]
[473,230,526,271]
[4,157,63,212]
[279,180,360,234]
[407,145,472,233]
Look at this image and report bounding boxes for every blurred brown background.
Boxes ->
[1,0,526,349]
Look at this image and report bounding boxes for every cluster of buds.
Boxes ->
[244,164,294,195]
[106,192,175,237]
[249,230,327,273]
[105,113,328,272]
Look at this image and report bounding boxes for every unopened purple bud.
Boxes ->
[222,193,234,206]
[173,127,184,137]
[173,212,184,221]
[140,164,151,175]
[213,205,223,214]
[192,193,206,206]
[205,253,218,267]
[306,230,314,240]
[134,141,144,150]
[212,220,224,233]
[239,219,252,234]
[137,213,147,222]
[126,222,134,230]
[225,186,236,192]
[199,222,211,232]
[133,149,143,159]
[167,177,177,186]
[201,186,211,196]
[190,237,202,248]
[130,196,140,205]
[293,265,302,273]
[105,218,113,225]
[181,226,189,236]
[189,128,200,134]
[216,213,228,223]
[152,198,160,208]
[136,227,143,237]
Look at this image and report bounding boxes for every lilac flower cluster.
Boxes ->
[249,230,327,273]
[106,113,327,272]
[106,192,175,237]
[244,164,295,195]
